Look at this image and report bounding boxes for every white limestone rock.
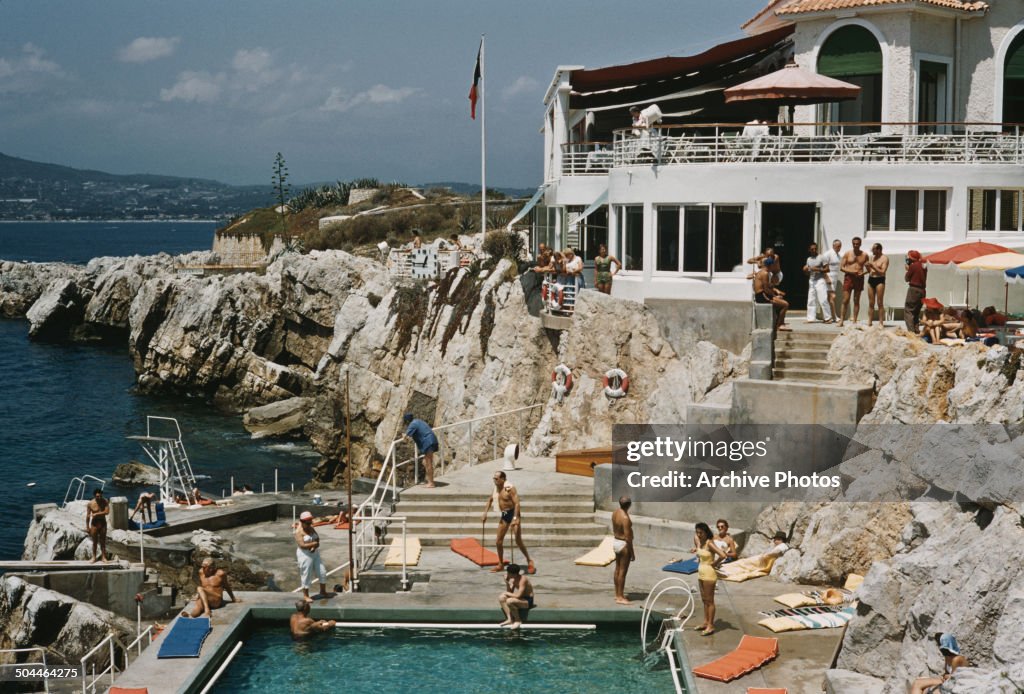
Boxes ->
[243,396,313,438]
[22,502,89,561]
[26,278,92,340]
[828,326,927,390]
[822,669,886,694]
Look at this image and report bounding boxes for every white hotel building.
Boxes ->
[532,0,1024,349]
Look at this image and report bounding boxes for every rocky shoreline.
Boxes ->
[3,250,1024,691]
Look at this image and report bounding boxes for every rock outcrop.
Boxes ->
[0,576,134,667]
[0,260,84,318]
[243,396,312,438]
[112,460,162,486]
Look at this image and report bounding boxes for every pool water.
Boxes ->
[211,626,673,693]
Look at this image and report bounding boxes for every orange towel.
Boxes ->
[450,537,502,567]
[110,689,150,694]
[747,689,787,694]
[693,635,779,683]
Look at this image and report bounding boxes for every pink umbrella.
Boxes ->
[923,241,1013,307]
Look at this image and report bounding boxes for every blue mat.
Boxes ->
[128,502,168,531]
[157,617,211,658]
[662,558,699,574]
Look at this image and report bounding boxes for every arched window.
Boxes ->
[1004,31,1024,125]
[817,25,883,132]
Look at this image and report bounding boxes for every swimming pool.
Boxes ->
[209,624,674,693]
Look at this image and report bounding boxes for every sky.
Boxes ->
[0,1,765,188]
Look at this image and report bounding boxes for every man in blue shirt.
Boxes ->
[403,413,439,488]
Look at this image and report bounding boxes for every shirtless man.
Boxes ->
[481,471,535,575]
[86,488,109,563]
[181,558,239,618]
[612,496,635,605]
[498,563,535,629]
[131,491,156,524]
[753,258,789,330]
[837,236,869,327]
[289,600,336,640]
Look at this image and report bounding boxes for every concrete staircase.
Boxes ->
[773,328,842,382]
[395,489,607,547]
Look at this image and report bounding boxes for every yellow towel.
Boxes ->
[774,593,818,608]
[384,537,421,567]
[574,536,617,567]
[720,554,777,582]
[843,573,864,591]
[758,616,807,633]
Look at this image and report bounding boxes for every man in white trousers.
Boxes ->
[804,242,832,323]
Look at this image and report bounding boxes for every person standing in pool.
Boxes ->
[86,488,109,563]
[481,471,535,575]
[290,601,336,640]
[403,413,438,488]
[612,495,635,605]
[498,563,535,629]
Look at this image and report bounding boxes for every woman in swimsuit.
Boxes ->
[593,244,622,295]
[865,242,889,327]
[713,519,738,563]
[692,522,728,636]
[910,633,968,693]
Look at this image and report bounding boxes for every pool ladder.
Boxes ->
[641,577,698,694]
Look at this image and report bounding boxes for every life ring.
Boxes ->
[541,281,549,303]
[551,364,573,403]
[548,284,564,311]
[603,368,630,399]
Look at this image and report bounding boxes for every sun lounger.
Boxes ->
[693,635,779,682]
[774,587,852,608]
[719,554,778,582]
[662,557,699,574]
[747,688,787,694]
[758,605,855,633]
[574,537,616,566]
[385,536,421,567]
[157,617,211,658]
[450,537,502,567]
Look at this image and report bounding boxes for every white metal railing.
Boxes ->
[541,276,578,316]
[80,631,121,694]
[641,577,699,694]
[601,122,1024,169]
[0,647,50,693]
[348,404,543,587]
[560,141,613,176]
[387,248,476,278]
[62,475,106,508]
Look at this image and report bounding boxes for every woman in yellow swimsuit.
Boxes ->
[692,522,729,636]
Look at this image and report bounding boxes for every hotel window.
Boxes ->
[654,204,744,275]
[619,205,644,271]
[866,189,948,232]
[969,189,1023,232]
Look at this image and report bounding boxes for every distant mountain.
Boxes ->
[419,181,536,198]
[0,152,271,221]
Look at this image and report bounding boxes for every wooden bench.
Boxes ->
[555,447,613,477]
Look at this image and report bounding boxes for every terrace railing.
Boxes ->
[599,122,1024,169]
[0,647,50,693]
[560,141,613,176]
[387,248,476,278]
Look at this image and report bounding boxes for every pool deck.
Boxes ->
[108,459,844,693]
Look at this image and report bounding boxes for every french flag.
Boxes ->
[468,41,481,119]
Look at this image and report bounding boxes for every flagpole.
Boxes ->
[480,34,486,237]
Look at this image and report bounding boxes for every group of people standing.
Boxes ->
[803,237,889,327]
[531,243,622,295]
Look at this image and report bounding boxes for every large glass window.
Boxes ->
[619,205,644,271]
[682,206,710,273]
[656,206,680,272]
[818,25,883,133]
[969,189,1024,233]
[866,189,947,232]
[713,206,744,273]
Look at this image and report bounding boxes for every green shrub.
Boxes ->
[481,229,525,262]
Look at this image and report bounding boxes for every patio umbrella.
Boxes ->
[923,241,1014,306]
[723,62,861,124]
[958,252,1024,314]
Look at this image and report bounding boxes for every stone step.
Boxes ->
[774,357,831,370]
[775,347,831,359]
[400,522,605,536]
[775,335,837,348]
[398,500,594,514]
[413,534,604,547]
[400,491,592,504]
[772,368,843,382]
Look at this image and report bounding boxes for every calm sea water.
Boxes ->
[0,222,318,559]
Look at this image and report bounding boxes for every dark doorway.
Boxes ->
[761,203,818,310]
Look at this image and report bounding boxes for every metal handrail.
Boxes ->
[0,647,49,693]
[62,475,105,508]
[145,415,182,440]
[80,631,122,694]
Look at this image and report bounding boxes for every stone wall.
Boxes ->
[212,231,266,265]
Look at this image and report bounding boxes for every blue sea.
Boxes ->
[0,222,318,559]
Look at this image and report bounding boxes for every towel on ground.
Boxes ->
[385,536,421,567]
[157,617,211,658]
[719,554,777,582]
[662,557,699,575]
[575,537,616,566]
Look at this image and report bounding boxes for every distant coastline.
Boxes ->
[0,218,221,224]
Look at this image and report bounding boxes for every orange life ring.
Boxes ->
[603,368,629,398]
[549,285,564,311]
[551,364,573,403]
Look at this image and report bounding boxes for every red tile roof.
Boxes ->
[776,0,988,15]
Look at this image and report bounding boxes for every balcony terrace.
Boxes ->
[559,123,1024,176]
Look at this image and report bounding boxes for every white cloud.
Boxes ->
[320,84,419,112]
[118,37,180,63]
[232,48,272,73]
[502,75,539,100]
[159,71,223,103]
[0,44,64,93]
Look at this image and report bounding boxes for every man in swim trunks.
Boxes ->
[611,496,635,605]
[753,259,789,331]
[837,236,869,327]
[403,413,439,488]
[498,563,535,629]
[131,491,156,524]
[481,471,535,574]
[289,600,336,640]
[181,558,239,618]
[86,488,109,563]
